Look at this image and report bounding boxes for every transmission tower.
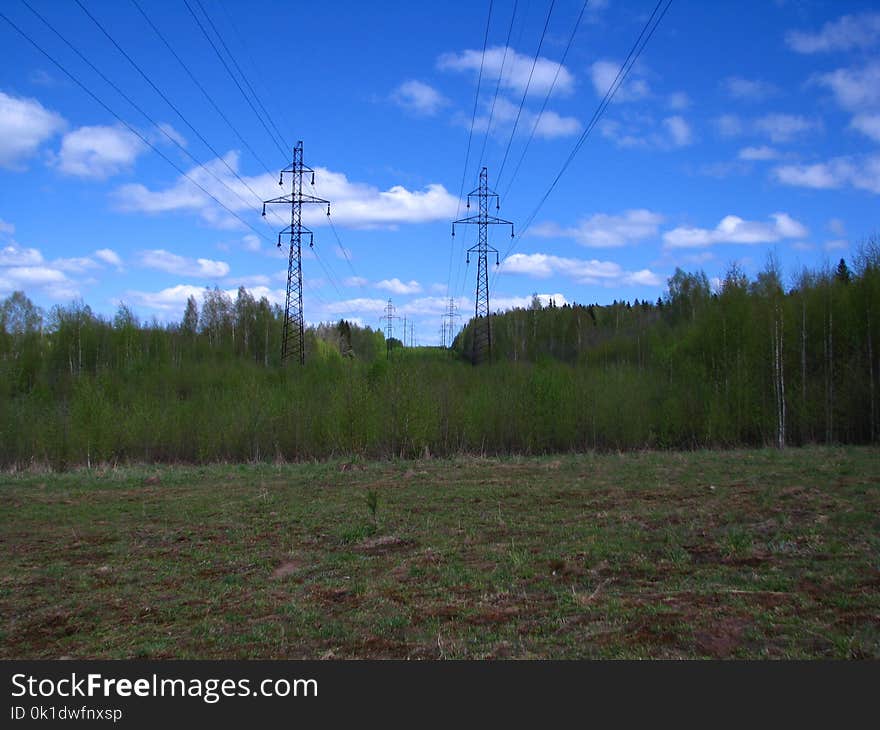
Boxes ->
[452,167,513,363]
[380,298,398,358]
[441,297,461,348]
[262,140,330,365]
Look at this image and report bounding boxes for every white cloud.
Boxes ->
[52,256,101,273]
[825,239,849,251]
[0,243,44,267]
[0,218,14,235]
[754,114,819,143]
[0,90,65,169]
[715,114,744,137]
[469,95,581,139]
[723,77,777,101]
[94,248,123,268]
[773,154,880,194]
[663,116,693,147]
[139,249,230,278]
[533,209,663,248]
[786,12,880,53]
[738,145,780,161]
[114,151,459,229]
[344,276,368,288]
[127,283,287,314]
[241,234,261,252]
[827,218,846,236]
[663,213,808,249]
[667,92,691,110]
[0,266,72,299]
[438,46,575,98]
[391,80,449,116]
[589,60,649,102]
[492,293,571,311]
[376,278,422,295]
[499,252,662,287]
[851,113,880,142]
[54,124,145,179]
[814,62,880,111]
[154,122,187,148]
[600,114,693,150]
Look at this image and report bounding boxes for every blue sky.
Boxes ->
[1,0,878,344]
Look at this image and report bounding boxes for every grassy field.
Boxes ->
[1,447,878,659]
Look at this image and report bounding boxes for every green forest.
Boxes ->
[1,240,878,468]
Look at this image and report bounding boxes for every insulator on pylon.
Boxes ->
[311,172,315,185]
[466,200,470,209]
[262,204,266,217]
[496,254,500,266]
[277,234,282,248]
[278,173,283,186]
[326,204,330,216]
[466,254,470,264]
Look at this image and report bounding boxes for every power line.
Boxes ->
[501,0,591,200]
[476,0,519,173]
[71,0,280,228]
[496,0,672,282]
[182,0,287,159]
[446,0,495,305]
[494,0,556,188]
[192,0,289,154]
[129,0,275,176]
[1,5,272,245]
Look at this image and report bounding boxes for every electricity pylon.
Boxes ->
[452,167,513,364]
[262,140,330,365]
[380,298,398,358]
[441,297,461,348]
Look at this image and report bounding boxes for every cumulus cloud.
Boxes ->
[126,283,288,314]
[533,209,663,248]
[738,145,780,161]
[0,90,65,169]
[663,213,808,249]
[589,60,649,102]
[663,116,694,146]
[139,249,230,278]
[754,114,820,143]
[786,12,880,53]
[376,278,422,295]
[0,243,44,267]
[113,151,459,229]
[851,114,880,142]
[391,80,449,116]
[814,62,880,111]
[94,248,123,268]
[723,77,777,101]
[600,115,693,149]
[438,46,575,98]
[773,154,880,194]
[53,124,146,179]
[499,252,662,287]
[470,95,581,139]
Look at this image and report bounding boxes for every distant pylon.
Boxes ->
[452,167,513,363]
[441,297,461,348]
[380,298,398,358]
[262,141,330,365]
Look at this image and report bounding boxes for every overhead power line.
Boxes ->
[495,0,673,282]
[501,0,591,200]
[1,6,272,244]
[182,0,288,159]
[494,0,556,188]
[192,0,289,154]
[129,0,275,176]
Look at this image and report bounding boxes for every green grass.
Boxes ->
[1,447,878,659]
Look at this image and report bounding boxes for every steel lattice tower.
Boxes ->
[381,298,398,358]
[262,141,330,365]
[452,167,513,364]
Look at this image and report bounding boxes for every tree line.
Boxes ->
[1,240,877,467]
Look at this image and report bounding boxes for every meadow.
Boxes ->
[2,447,878,659]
